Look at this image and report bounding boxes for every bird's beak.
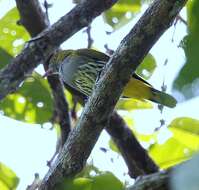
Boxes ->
[42,68,53,78]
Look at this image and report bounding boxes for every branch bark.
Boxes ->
[127,153,199,190]
[127,170,169,190]
[39,0,187,189]
[62,84,159,177]
[16,0,49,36]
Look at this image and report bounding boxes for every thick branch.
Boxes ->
[127,154,199,190]
[107,112,158,178]
[127,170,169,190]
[16,0,49,36]
[62,85,158,177]
[0,0,118,100]
[15,0,71,144]
[39,0,187,189]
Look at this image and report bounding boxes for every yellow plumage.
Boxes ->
[124,78,152,100]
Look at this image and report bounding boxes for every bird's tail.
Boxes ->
[150,88,177,108]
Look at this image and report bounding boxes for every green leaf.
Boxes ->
[56,165,124,190]
[123,115,134,127]
[169,117,199,135]
[134,131,156,143]
[77,164,101,179]
[91,172,124,190]
[116,98,153,111]
[0,48,13,70]
[149,138,191,169]
[103,0,141,29]
[0,162,19,190]
[56,172,124,190]
[0,7,29,56]
[0,15,52,124]
[64,90,82,112]
[109,139,120,153]
[0,72,53,123]
[169,117,199,150]
[173,0,199,100]
[149,117,199,169]
[56,177,93,190]
[136,53,157,80]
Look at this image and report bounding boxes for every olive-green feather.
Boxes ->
[150,88,177,108]
[76,49,110,62]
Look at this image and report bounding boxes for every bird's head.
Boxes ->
[43,50,73,78]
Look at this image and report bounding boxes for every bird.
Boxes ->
[44,48,177,108]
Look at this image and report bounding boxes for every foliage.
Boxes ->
[109,117,199,169]
[0,162,19,190]
[0,8,54,123]
[173,0,199,100]
[103,0,141,30]
[0,8,52,123]
[0,71,54,123]
[0,48,12,70]
[149,117,199,168]
[136,54,156,80]
[0,8,29,56]
[57,166,124,190]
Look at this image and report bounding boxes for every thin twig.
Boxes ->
[84,25,93,48]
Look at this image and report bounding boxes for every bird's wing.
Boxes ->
[76,49,152,86]
[76,49,110,62]
[132,73,152,86]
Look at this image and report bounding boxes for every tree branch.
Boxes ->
[15,0,71,145]
[127,170,169,190]
[61,84,159,177]
[127,154,199,190]
[39,0,187,189]
[0,0,118,100]
[107,112,158,178]
[16,0,49,36]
